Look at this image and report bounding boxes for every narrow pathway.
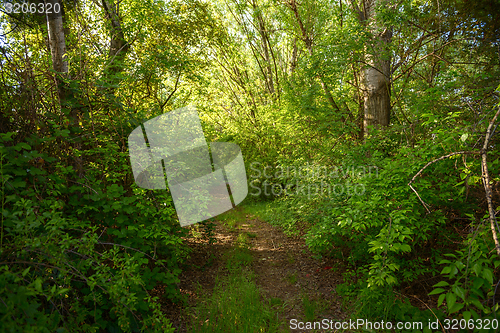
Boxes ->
[244,213,348,330]
[164,206,349,332]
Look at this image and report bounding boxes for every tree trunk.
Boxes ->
[45,0,68,96]
[102,0,130,88]
[45,0,85,176]
[363,27,391,134]
[355,0,392,137]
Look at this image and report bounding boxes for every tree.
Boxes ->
[351,0,392,137]
[45,0,68,78]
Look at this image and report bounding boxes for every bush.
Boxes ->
[0,131,186,332]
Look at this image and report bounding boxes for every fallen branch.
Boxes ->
[408,184,431,214]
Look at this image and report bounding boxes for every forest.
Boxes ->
[0,0,500,332]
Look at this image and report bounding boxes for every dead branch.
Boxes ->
[408,151,481,186]
[408,151,482,214]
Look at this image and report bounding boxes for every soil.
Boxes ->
[161,206,350,332]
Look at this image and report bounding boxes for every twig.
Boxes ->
[408,151,481,214]
[394,291,446,333]
[407,107,500,255]
[408,151,481,185]
[408,184,431,213]
[68,180,99,195]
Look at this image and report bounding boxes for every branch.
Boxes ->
[408,151,482,213]
[480,107,500,256]
[160,71,181,111]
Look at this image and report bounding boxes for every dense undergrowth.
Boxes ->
[0,130,188,332]
[2,0,500,331]
[254,125,500,329]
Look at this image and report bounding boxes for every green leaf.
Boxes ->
[400,244,411,252]
[438,294,446,307]
[472,263,482,276]
[34,278,42,292]
[471,299,484,311]
[455,261,465,270]
[482,268,493,285]
[449,302,464,314]
[441,266,452,274]
[433,281,449,287]
[14,142,31,151]
[22,267,31,277]
[429,288,446,295]
[452,285,465,300]
[57,288,70,295]
[446,292,456,312]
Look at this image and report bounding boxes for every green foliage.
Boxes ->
[258,119,498,324]
[429,221,500,319]
[0,132,183,332]
[302,151,440,287]
[339,282,444,332]
[301,294,327,322]
[1,0,500,328]
[224,233,253,270]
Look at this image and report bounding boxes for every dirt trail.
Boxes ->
[165,207,349,332]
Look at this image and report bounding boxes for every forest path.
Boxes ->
[166,204,349,332]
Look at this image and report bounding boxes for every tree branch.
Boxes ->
[480,107,500,256]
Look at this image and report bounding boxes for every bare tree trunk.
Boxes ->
[45,0,68,95]
[481,107,500,256]
[46,0,85,176]
[350,0,392,137]
[361,0,392,136]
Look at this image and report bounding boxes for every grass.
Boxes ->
[188,215,285,333]
[217,207,247,231]
[302,294,321,322]
[241,200,301,236]
[285,272,297,285]
[225,246,253,269]
[189,268,285,333]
